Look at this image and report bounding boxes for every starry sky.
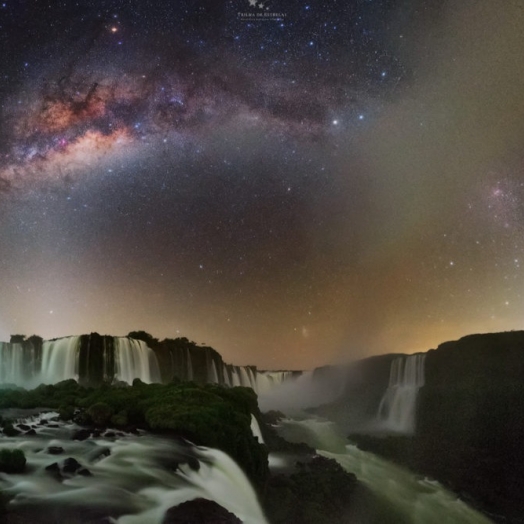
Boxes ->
[1,0,524,369]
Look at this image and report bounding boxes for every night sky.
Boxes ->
[1,0,524,369]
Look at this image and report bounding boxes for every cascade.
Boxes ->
[222,363,231,386]
[0,336,161,387]
[0,342,24,384]
[230,367,242,386]
[250,414,265,444]
[254,371,296,396]
[114,337,161,384]
[0,412,268,524]
[40,337,81,384]
[186,348,194,381]
[209,359,219,383]
[377,353,426,434]
[276,417,492,524]
[239,366,254,388]
[0,335,295,391]
[258,369,345,412]
[0,337,80,388]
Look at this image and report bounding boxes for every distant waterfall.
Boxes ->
[0,336,160,387]
[250,414,265,444]
[114,338,161,384]
[0,342,26,384]
[223,365,294,394]
[254,371,297,395]
[208,359,219,383]
[377,354,426,434]
[1,335,295,392]
[40,337,81,384]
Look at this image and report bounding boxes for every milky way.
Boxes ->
[1,0,524,369]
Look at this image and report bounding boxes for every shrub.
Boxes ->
[87,402,113,426]
[0,449,26,473]
[58,404,75,421]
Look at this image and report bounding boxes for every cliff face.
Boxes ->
[345,331,524,523]
[0,333,297,393]
[414,332,524,522]
[152,337,225,384]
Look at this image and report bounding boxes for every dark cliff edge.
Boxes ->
[338,331,524,524]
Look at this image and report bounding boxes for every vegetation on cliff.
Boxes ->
[0,379,268,487]
[0,449,26,473]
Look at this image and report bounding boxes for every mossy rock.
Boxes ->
[111,410,128,427]
[87,402,114,426]
[58,404,75,421]
[0,449,26,473]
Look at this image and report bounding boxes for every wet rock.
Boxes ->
[163,499,242,524]
[25,429,37,436]
[2,425,20,437]
[104,431,116,438]
[72,429,91,441]
[77,467,92,476]
[45,462,60,473]
[47,423,60,428]
[45,461,62,481]
[47,446,64,455]
[62,457,81,474]
[39,419,48,426]
[186,456,200,471]
[17,423,30,431]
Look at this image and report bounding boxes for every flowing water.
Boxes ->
[0,337,296,393]
[276,417,493,524]
[0,410,268,524]
[376,354,426,434]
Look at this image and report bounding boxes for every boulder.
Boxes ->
[162,499,241,524]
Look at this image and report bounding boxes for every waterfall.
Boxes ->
[254,371,295,396]
[114,337,160,384]
[40,337,81,384]
[239,366,254,388]
[0,335,294,392]
[222,363,231,386]
[208,359,219,383]
[0,336,161,387]
[0,413,268,524]
[186,348,194,381]
[250,414,265,445]
[0,337,80,387]
[377,353,426,434]
[231,367,242,386]
[0,342,24,384]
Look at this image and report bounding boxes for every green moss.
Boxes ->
[2,422,19,437]
[0,449,26,473]
[0,379,268,487]
[87,402,114,426]
[111,410,128,427]
[58,404,75,421]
